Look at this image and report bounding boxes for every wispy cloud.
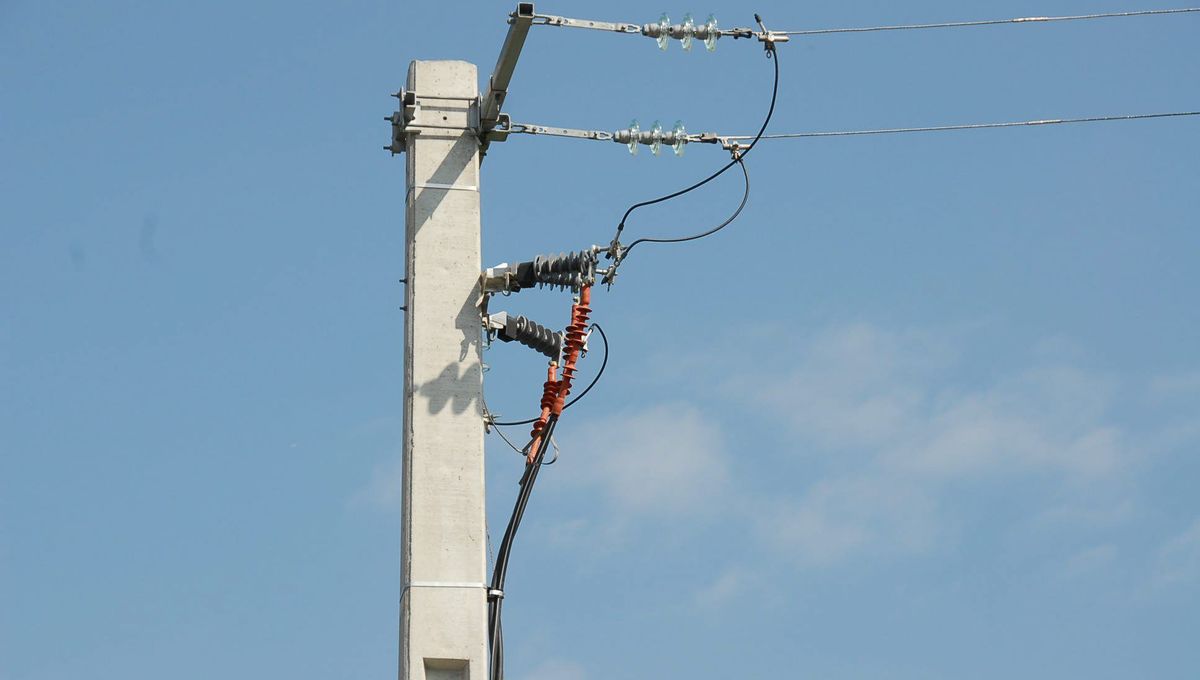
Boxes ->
[694,566,758,609]
[1152,518,1200,589]
[556,403,730,517]
[1059,543,1119,578]
[751,324,1125,480]
[1148,371,1200,400]
[733,323,1140,566]
[354,322,1200,588]
[758,476,941,567]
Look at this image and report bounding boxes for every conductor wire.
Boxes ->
[780,7,1200,36]
[720,111,1200,142]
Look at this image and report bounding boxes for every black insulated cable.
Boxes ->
[607,41,779,251]
[487,414,560,680]
[622,156,749,255]
[490,323,609,427]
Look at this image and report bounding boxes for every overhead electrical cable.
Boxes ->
[520,6,1199,47]
[623,156,749,255]
[718,111,1200,142]
[506,110,1200,149]
[779,7,1200,36]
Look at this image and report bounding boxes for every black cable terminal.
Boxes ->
[482,248,601,294]
[489,323,608,428]
[528,250,598,290]
[487,312,563,360]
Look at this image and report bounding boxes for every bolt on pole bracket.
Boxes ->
[384,90,480,154]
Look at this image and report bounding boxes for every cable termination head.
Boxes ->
[487,311,564,361]
[528,248,600,291]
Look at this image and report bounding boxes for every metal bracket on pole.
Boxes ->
[386,90,480,155]
[388,4,531,157]
[479,3,536,157]
[484,311,564,361]
[385,90,419,155]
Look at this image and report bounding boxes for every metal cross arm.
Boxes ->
[479,3,536,156]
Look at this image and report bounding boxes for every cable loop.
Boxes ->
[488,323,609,428]
[602,44,780,285]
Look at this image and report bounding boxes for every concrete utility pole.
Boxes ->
[398,60,487,680]
[390,6,533,680]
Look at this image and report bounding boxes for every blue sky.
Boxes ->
[2,1,1198,678]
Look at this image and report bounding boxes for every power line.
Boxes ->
[522,7,1199,48]
[780,7,1200,36]
[508,111,1200,149]
[721,111,1200,142]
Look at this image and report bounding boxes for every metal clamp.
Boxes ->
[384,90,481,155]
[400,581,490,602]
[384,90,418,154]
[753,14,789,52]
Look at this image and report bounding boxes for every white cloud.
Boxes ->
[893,383,1124,480]
[738,323,1139,566]
[754,324,1126,481]
[752,323,949,449]
[759,477,940,567]
[1153,518,1200,588]
[1033,500,1135,531]
[352,322,1197,582]
[1149,371,1200,399]
[556,403,730,517]
[694,566,756,609]
[547,323,1153,569]
[1059,544,1118,578]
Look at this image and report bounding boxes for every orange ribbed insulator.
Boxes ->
[528,362,559,464]
[554,286,592,415]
